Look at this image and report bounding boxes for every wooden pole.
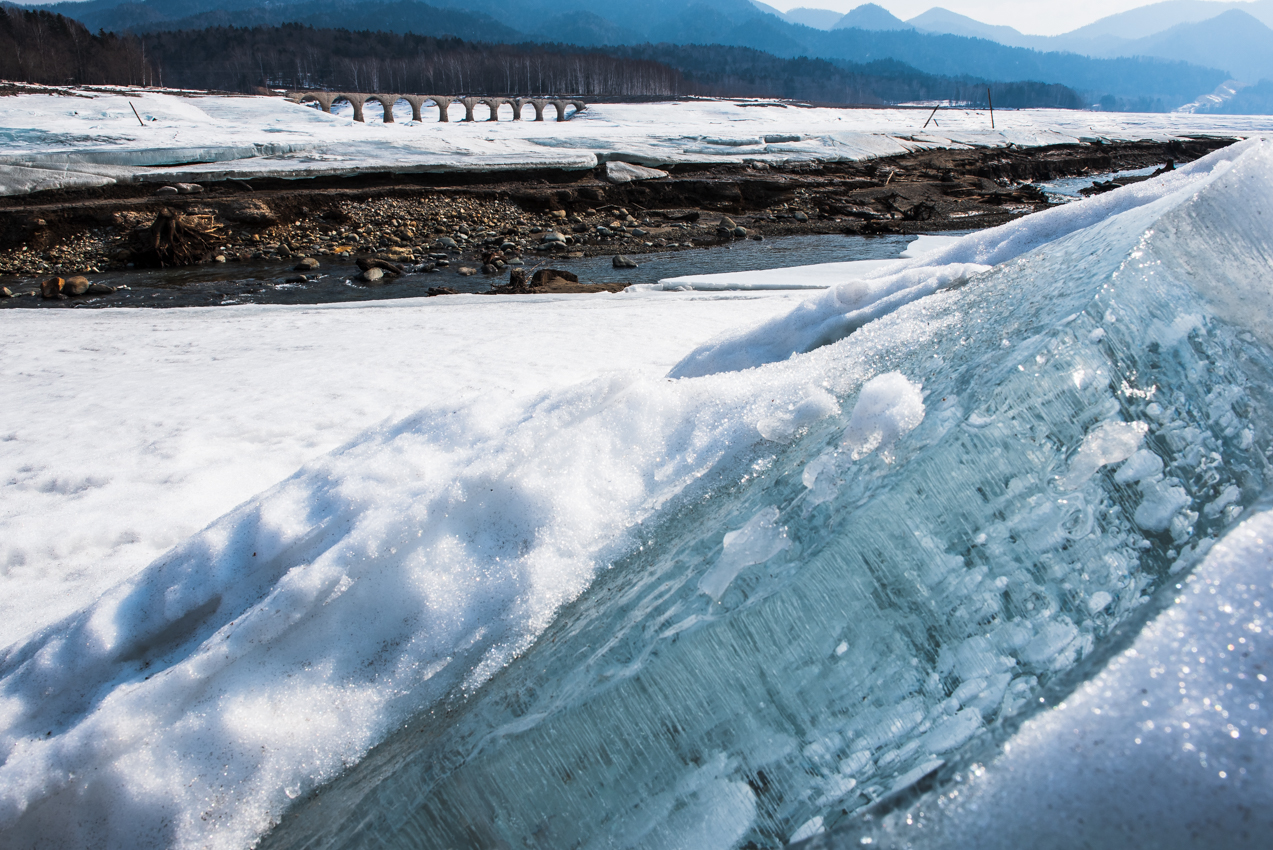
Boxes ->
[987,86,995,130]
[922,104,939,130]
[130,102,145,126]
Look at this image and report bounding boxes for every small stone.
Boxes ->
[1,286,12,298]
[793,211,809,222]
[541,231,565,243]
[631,228,648,237]
[155,186,179,195]
[551,210,568,219]
[734,226,748,238]
[482,263,498,274]
[360,267,385,282]
[426,286,458,297]
[40,277,64,299]
[437,237,459,250]
[86,283,116,294]
[214,255,227,263]
[458,266,478,276]
[612,255,638,269]
[284,275,308,283]
[295,257,320,271]
[719,217,737,230]
[174,183,204,194]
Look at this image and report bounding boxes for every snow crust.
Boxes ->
[4,136,1273,850]
[2,91,1273,195]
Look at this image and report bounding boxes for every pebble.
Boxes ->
[612,255,638,269]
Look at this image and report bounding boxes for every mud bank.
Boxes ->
[0,138,1234,284]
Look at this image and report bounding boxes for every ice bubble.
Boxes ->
[842,372,925,461]
[791,816,825,842]
[1086,591,1113,613]
[1114,449,1164,484]
[1059,420,1148,490]
[699,507,790,601]
[1135,480,1192,533]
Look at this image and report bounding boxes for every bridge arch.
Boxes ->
[365,94,402,123]
[332,93,368,123]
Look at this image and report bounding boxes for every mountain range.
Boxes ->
[759,2,1273,86]
[30,0,1235,109]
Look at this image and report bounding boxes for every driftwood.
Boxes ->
[131,208,223,267]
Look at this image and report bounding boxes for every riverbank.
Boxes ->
[0,138,1232,295]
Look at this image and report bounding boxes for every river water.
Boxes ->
[2,233,935,309]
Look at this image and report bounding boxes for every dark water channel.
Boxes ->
[1,233,948,309]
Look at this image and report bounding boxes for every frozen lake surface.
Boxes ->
[4,91,1273,195]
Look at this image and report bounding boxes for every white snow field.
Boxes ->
[3,90,1273,195]
[2,136,1273,850]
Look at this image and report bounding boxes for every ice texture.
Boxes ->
[239,140,1273,850]
[5,138,1273,850]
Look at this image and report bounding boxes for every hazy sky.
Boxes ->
[765,0,1246,36]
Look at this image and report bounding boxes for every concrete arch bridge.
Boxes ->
[285,92,586,123]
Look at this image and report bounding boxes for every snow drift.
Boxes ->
[3,139,1273,850]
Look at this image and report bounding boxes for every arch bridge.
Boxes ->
[284,93,586,123]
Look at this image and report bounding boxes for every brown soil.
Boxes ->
[0,137,1236,280]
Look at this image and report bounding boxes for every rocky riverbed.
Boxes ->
[0,138,1233,301]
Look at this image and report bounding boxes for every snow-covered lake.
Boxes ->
[4,91,1273,194]
[3,104,1273,850]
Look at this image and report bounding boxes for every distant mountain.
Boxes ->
[832,3,912,31]
[1194,77,1273,113]
[906,7,1031,45]
[1116,9,1273,83]
[781,6,843,30]
[1064,0,1273,40]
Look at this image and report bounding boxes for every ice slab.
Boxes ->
[244,140,1272,849]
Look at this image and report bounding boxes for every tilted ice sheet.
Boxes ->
[3,91,1273,194]
[245,139,1273,850]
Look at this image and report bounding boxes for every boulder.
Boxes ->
[718,217,737,230]
[224,199,277,226]
[612,255,638,269]
[86,283,117,294]
[40,277,64,299]
[155,186,179,195]
[175,183,204,194]
[605,161,669,184]
[541,231,566,243]
[355,258,404,275]
[294,257,320,271]
[482,264,498,274]
[458,267,478,276]
[360,267,385,283]
[63,276,91,296]
[793,211,809,222]
[436,237,460,250]
[531,268,579,287]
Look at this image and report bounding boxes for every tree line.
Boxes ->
[0,6,152,86]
